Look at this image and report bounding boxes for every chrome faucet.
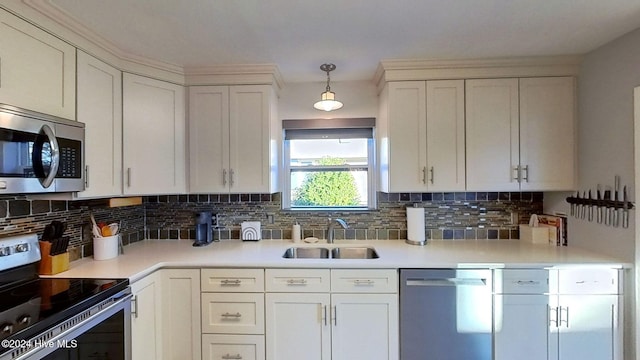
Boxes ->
[326,218,348,244]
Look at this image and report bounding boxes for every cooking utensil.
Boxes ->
[575,192,581,218]
[604,188,612,226]
[613,176,620,227]
[596,185,603,224]
[581,191,587,219]
[43,223,56,241]
[90,213,102,238]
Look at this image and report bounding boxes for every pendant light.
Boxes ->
[313,63,343,111]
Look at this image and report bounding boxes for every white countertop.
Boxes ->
[48,239,628,283]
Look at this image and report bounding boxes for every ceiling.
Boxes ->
[44,0,640,82]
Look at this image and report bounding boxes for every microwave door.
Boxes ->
[32,124,60,189]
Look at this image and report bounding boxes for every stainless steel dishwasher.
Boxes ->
[400,269,493,360]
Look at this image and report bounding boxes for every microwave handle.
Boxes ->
[39,124,60,189]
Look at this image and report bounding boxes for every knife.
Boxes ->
[588,190,593,222]
[575,191,582,219]
[582,191,587,219]
[604,188,612,226]
[596,185,603,224]
[623,186,629,228]
[613,176,620,227]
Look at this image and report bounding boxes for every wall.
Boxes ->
[545,26,640,360]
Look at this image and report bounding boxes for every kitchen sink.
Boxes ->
[282,247,330,259]
[331,247,379,259]
[282,246,378,259]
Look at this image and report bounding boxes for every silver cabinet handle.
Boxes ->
[127,168,132,187]
[422,166,427,184]
[230,169,235,186]
[560,307,569,327]
[221,312,242,318]
[220,279,241,286]
[85,165,90,188]
[332,306,337,326]
[515,280,540,286]
[353,279,375,286]
[513,166,521,182]
[549,306,558,327]
[522,165,529,182]
[223,169,227,186]
[429,166,434,184]
[222,354,242,360]
[131,295,138,318]
[322,305,328,326]
[286,279,308,285]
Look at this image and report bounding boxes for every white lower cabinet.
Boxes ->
[201,269,266,360]
[265,269,398,360]
[130,269,201,360]
[130,272,162,360]
[161,269,201,360]
[494,268,622,360]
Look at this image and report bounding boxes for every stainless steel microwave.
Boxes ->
[0,104,84,193]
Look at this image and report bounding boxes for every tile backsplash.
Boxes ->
[0,192,543,261]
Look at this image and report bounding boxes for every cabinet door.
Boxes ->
[426,80,465,191]
[229,85,277,193]
[202,293,265,335]
[519,77,576,191]
[123,73,186,194]
[76,51,122,198]
[0,8,76,119]
[331,293,399,360]
[188,86,229,193]
[494,295,551,360]
[466,78,520,191]
[265,293,331,360]
[384,81,427,192]
[555,295,621,360]
[161,269,201,360]
[130,273,162,360]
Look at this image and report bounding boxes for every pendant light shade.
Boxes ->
[313,63,343,111]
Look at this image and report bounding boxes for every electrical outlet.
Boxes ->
[267,214,274,224]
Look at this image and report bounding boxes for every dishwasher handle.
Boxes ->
[406,278,487,287]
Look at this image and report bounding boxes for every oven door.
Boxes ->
[10,288,132,360]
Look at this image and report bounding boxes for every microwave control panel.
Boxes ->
[57,138,81,178]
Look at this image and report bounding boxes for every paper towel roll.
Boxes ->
[292,224,301,243]
[406,207,426,243]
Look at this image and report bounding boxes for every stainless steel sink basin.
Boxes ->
[331,247,379,259]
[282,247,330,259]
[282,246,379,259]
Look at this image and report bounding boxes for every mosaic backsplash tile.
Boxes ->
[0,191,542,261]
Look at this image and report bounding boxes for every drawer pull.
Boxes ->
[515,280,540,285]
[222,354,242,360]
[353,279,375,286]
[220,279,242,286]
[221,312,242,318]
[286,279,308,285]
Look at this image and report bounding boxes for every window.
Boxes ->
[282,118,376,210]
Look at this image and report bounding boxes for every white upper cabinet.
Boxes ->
[123,73,186,195]
[76,51,122,198]
[0,8,76,119]
[519,77,576,191]
[189,84,278,194]
[466,77,576,191]
[466,78,520,191]
[379,80,465,192]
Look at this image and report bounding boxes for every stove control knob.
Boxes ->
[1,323,13,335]
[14,243,29,253]
[0,247,10,256]
[17,315,31,326]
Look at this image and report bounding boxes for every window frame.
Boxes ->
[281,118,377,211]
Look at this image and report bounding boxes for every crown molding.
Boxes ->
[184,64,284,92]
[374,55,583,91]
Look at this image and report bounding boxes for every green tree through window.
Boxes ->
[292,157,360,207]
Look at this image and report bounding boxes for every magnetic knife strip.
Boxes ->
[565,176,633,228]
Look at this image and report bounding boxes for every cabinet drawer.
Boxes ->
[494,269,549,294]
[201,293,265,334]
[553,268,620,294]
[202,334,265,360]
[202,268,264,292]
[331,269,398,293]
[265,269,330,292]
